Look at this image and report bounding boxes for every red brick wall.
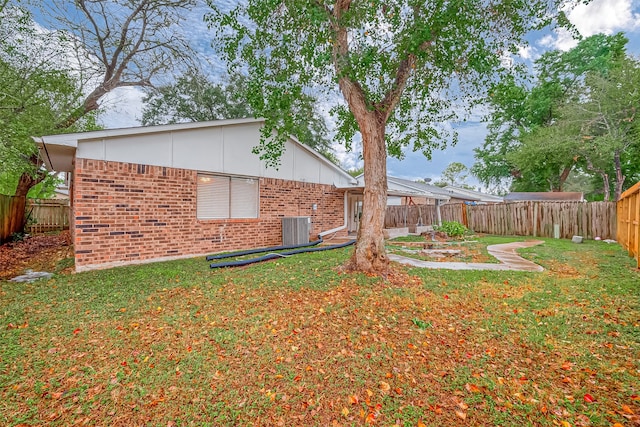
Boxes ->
[73,159,347,271]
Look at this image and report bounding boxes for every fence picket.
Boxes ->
[25,199,70,234]
[617,182,640,268]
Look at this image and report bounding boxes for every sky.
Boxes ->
[62,0,640,190]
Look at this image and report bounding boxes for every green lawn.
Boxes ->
[1,236,638,426]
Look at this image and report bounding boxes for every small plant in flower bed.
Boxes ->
[434,220,468,238]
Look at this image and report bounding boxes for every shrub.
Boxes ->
[434,221,468,237]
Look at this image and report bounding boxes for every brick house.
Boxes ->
[35,118,358,272]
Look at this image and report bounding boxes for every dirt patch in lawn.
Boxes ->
[0,231,73,280]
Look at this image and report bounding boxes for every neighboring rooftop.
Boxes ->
[442,185,504,203]
[387,177,503,203]
[504,192,585,202]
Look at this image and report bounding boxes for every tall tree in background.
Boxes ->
[0,57,95,197]
[0,5,97,238]
[435,162,472,189]
[2,0,195,233]
[473,33,628,192]
[142,69,338,162]
[208,0,566,273]
[564,56,640,200]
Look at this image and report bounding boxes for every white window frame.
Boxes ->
[197,173,259,219]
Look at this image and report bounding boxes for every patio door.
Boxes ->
[347,194,363,233]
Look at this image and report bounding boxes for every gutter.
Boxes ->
[32,137,54,171]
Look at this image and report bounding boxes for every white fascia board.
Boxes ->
[38,118,266,148]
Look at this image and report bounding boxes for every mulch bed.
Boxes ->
[0,231,73,280]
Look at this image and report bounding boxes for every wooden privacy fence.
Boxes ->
[385,204,438,228]
[385,201,617,240]
[0,194,27,243]
[465,201,616,239]
[25,199,70,234]
[617,182,640,268]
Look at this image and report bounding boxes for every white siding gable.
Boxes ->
[74,121,354,187]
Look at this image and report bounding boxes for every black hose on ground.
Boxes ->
[206,236,323,261]
[209,239,355,269]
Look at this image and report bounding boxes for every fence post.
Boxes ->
[532,202,538,237]
[461,204,468,227]
[617,181,640,268]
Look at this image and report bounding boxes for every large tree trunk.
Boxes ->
[613,150,625,201]
[346,112,389,273]
[585,158,610,201]
[558,166,572,191]
[601,173,610,201]
[10,155,48,236]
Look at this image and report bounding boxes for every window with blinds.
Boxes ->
[197,174,258,219]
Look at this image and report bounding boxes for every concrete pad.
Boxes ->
[383,228,409,239]
[389,240,544,272]
[409,225,433,234]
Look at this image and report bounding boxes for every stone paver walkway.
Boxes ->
[388,240,545,272]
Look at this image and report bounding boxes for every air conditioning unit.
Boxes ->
[282,217,310,245]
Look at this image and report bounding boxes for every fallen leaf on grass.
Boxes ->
[621,404,634,415]
[341,407,349,416]
[560,421,571,427]
[428,404,443,415]
[365,412,376,424]
[561,362,573,371]
[379,381,390,392]
[465,383,481,393]
[583,394,595,403]
[456,400,469,410]
[455,410,466,420]
[349,395,359,405]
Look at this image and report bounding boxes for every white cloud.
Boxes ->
[97,87,145,129]
[541,0,640,51]
[517,44,539,61]
[569,0,640,35]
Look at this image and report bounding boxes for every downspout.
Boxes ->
[436,199,443,227]
[318,191,348,237]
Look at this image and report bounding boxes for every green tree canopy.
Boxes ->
[472,33,629,192]
[564,56,640,200]
[208,0,570,272]
[1,0,196,235]
[0,6,97,197]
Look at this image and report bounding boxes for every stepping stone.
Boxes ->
[9,270,53,283]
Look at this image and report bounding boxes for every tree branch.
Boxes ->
[77,0,110,70]
[330,0,369,119]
